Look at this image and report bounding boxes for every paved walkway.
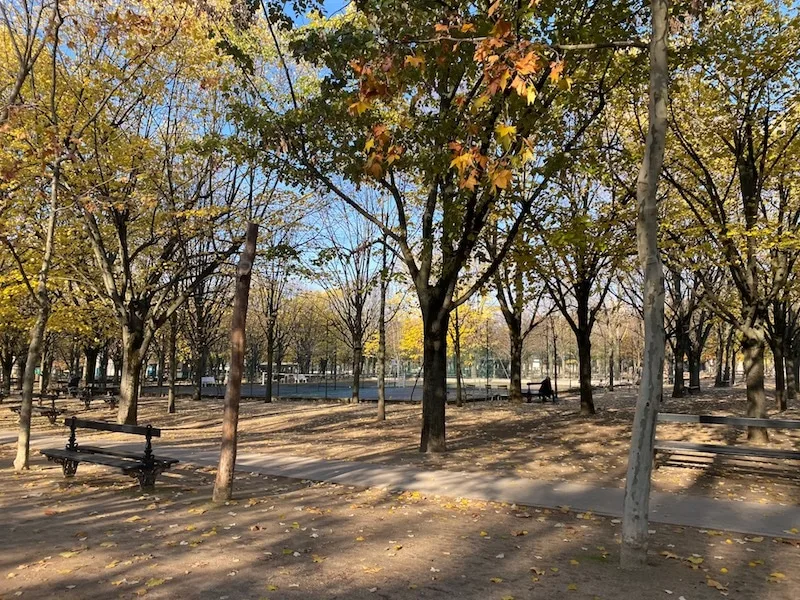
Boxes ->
[3,430,799,540]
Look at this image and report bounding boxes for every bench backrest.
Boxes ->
[658,413,800,429]
[63,417,161,437]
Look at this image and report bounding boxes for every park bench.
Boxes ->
[655,413,800,464]
[10,397,67,425]
[524,380,558,403]
[41,417,179,489]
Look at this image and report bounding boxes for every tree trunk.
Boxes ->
[39,338,52,394]
[83,346,98,386]
[192,349,206,402]
[453,307,464,407]
[672,332,685,397]
[117,328,146,425]
[14,161,59,471]
[621,0,668,569]
[167,314,177,414]
[419,299,449,453]
[773,342,786,411]
[609,344,615,391]
[265,318,275,402]
[508,322,524,404]
[714,325,725,387]
[741,320,768,442]
[377,240,387,420]
[351,342,362,403]
[772,301,787,411]
[213,223,257,504]
[1,354,12,396]
[577,331,595,415]
[157,340,165,388]
[98,345,109,386]
[785,336,796,404]
[15,356,25,390]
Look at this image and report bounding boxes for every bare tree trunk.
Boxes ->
[508,322,524,404]
[213,223,257,504]
[742,320,768,442]
[39,337,52,394]
[621,0,668,569]
[117,327,147,425]
[608,344,615,391]
[15,356,25,390]
[351,342,363,403]
[167,314,177,414]
[14,161,60,471]
[157,339,165,388]
[715,324,725,387]
[1,354,12,396]
[419,295,449,453]
[377,236,387,420]
[453,307,464,407]
[83,346,98,386]
[577,330,595,415]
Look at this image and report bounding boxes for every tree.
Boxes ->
[315,204,381,403]
[213,222,258,503]
[490,237,548,403]
[535,173,633,414]
[621,0,668,569]
[238,0,641,451]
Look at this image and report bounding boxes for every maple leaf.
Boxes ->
[434,23,449,33]
[348,99,371,116]
[549,60,565,83]
[490,168,512,192]
[450,153,474,175]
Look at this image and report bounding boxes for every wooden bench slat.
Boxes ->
[63,417,161,436]
[658,413,800,429]
[655,440,800,461]
[41,448,143,470]
[77,445,179,465]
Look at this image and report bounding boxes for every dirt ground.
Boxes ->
[1,380,799,599]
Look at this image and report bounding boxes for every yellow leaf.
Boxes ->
[768,572,786,580]
[105,560,120,569]
[479,531,489,537]
[720,567,728,574]
[405,54,425,69]
[686,556,704,565]
[125,515,143,523]
[267,584,279,591]
[145,578,166,588]
[661,551,681,560]
[490,577,503,583]
[312,555,326,563]
[59,551,81,558]
[348,99,371,117]
[549,60,565,83]
[569,559,580,566]
[355,536,365,542]
[567,583,578,591]
[490,168,513,192]
[364,138,375,154]
[450,153,474,175]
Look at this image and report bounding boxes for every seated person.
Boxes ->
[538,376,554,400]
[67,375,81,396]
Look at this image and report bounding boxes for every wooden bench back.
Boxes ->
[63,417,161,437]
[658,413,800,429]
